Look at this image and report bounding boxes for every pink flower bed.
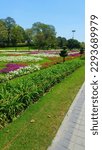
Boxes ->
[0,63,27,73]
[29,50,60,55]
[69,52,80,57]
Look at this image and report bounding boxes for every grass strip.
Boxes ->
[0,65,85,150]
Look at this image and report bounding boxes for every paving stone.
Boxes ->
[73,130,85,138]
[68,142,75,150]
[48,144,68,150]
[73,144,85,150]
[75,136,85,146]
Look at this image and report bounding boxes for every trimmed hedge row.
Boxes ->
[0,59,84,128]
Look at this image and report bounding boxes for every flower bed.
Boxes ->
[0,64,40,83]
[29,50,60,54]
[29,50,60,57]
[69,52,80,57]
[0,63,27,73]
[31,53,59,57]
[0,55,43,62]
[0,59,84,127]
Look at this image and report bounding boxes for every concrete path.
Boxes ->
[48,83,85,150]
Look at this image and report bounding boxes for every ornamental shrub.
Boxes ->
[59,46,68,62]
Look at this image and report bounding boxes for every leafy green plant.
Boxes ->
[0,58,84,127]
[59,46,68,62]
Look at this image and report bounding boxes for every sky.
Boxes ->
[0,0,85,42]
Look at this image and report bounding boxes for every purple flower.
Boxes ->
[29,50,60,55]
[0,63,26,73]
[69,52,80,57]
[29,51,39,54]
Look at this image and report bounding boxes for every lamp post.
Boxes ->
[72,30,76,39]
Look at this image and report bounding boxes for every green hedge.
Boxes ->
[0,59,84,128]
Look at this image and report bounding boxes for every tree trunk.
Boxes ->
[63,57,65,63]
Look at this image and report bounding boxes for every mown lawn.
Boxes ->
[0,65,85,150]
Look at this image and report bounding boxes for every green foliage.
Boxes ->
[0,66,85,150]
[11,25,26,45]
[31,22,56,49]
[0,16,84,50]
[0,59,84,127]
[25,28,33,45]
[3,17,16,46]
[80,42,85,58]
[4,17,16,29]
[80,42,85,49]
[59,46,68,62]
[0,64,40,83]
[0,20,8,46]
[80,47,85,55]
[67,39,81,50]
[56,36,67,48]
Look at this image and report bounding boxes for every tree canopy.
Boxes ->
[0,20,8,46]
[67,39,80,50]
[31,22,56,49]
[0,16,84,50]
[56,36,67,48]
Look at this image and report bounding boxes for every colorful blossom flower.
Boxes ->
[0,63,27,73]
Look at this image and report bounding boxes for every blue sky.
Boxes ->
[0,0,85,42]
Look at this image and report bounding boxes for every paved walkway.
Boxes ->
[48,83,85,150]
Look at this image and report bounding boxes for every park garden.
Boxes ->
[0,16,85,150]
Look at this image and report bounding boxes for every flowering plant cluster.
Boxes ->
[69,52,80,57]
[29,50,60,57]
[0,55,43,62]
[29,50,60,54]
[0,63,27,73]
[32,53,59,57]
[0,64,40,83]
[0,51,29,55]
[29,50,39,54]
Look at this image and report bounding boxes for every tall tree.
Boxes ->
[32,22,56,49]
[25,28,33,45]
[4,17,16,46]
[11,25,26,46]
[0,20,8,46]
[67,39,80,50]
[57,36,67,48]
[80,42,85,49]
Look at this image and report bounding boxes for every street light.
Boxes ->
[72,30,76,39]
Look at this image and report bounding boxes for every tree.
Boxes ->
[56,36,67,48]
[0,20,8,46]
[80,42,85,56]
[80,42,85,49]
[25,28,33,45]
[31,22,56,49]
[11,25,26,46]
[59,46,68,62]
[3,17,16,46]
[67,39,80,50]
[80,47,84,55]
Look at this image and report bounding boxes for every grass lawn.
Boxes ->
[0,65,85,150]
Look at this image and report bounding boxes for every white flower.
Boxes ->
[0,56,43,62]
[5,64,41,81]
